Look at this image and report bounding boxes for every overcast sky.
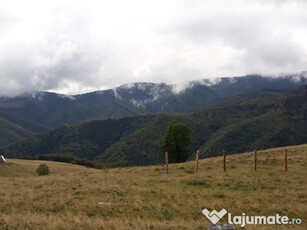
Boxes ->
[0,0,307,96]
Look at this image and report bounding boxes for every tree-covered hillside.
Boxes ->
[0,74,306,147]
[0,118,34,146]
[1,85,306,167]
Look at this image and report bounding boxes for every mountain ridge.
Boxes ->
[2,85,307,167]
[0,73,306,147]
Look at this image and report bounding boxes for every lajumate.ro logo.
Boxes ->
[202,208,302,227]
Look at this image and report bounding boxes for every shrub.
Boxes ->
[36,164,50,176]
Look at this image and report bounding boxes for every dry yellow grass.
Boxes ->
[0,144,306,229]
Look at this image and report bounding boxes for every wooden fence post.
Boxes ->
[284,149,288,172]
[195,150,200,173]
[254,150,257,171]
[223,151,226,171]
[165,152,168,174]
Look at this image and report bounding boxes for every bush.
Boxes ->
[36,164,50,176]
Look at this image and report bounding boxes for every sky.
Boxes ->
[0,0,307,96]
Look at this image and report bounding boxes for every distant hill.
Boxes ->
[0,118,33,146]
[2,85,307,167]
[0,91,141,130]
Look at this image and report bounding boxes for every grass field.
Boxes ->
[0,144,306,230]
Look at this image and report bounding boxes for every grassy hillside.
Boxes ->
[0,144,306,229]
[0,159,91,177]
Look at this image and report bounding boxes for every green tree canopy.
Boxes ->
[161,120,192,163]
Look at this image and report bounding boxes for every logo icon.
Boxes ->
[202,208,227,224]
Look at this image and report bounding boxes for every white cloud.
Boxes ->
[0,0,306,96]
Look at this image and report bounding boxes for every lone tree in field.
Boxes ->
[161,121,192,163]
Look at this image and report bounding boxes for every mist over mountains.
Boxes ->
[1,73,306,131]
[1,73,307,146]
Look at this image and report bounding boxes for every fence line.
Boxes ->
[164,149,289,173]
[195,150,200,173]
[284,149,288,171]
[223,151,226,171]
[165,152,168,174]
[254,150,257,171]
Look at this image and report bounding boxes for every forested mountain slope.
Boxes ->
[2,85,307,167]
[0,74,306,147]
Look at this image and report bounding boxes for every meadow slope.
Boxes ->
[0,144,306,229]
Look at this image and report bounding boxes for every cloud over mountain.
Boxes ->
[0,0,307,96]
